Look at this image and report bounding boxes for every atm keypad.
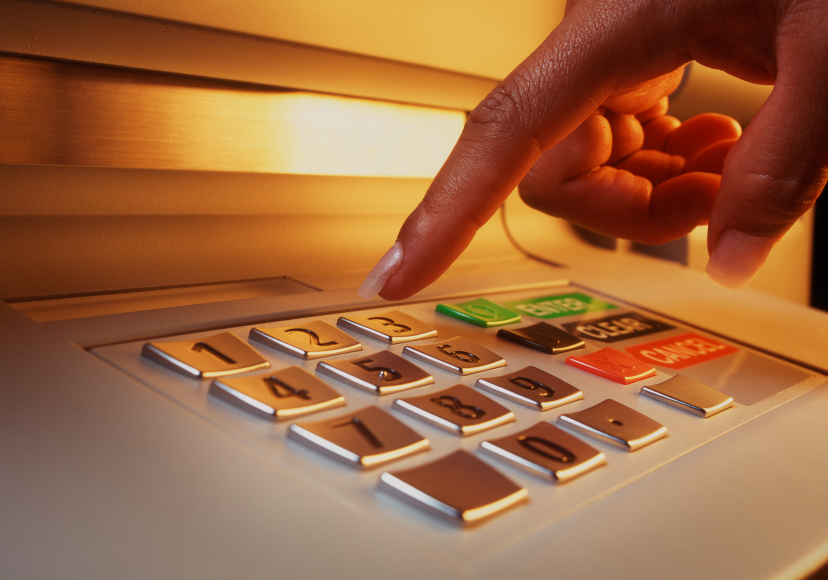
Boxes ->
[119,287,762,528]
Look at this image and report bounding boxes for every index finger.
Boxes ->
[362,3,687,300]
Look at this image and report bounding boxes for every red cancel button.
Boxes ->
[625,332,738,369]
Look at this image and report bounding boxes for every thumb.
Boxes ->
[706,65,828,288]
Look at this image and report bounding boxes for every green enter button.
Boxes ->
[436,298,522,328]
[504,292,617,320]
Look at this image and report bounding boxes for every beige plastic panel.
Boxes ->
[1,165,523,299]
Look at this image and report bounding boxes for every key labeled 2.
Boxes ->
[250,320,361,359]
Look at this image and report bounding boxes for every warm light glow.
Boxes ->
[259,92,466,177]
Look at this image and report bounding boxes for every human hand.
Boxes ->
[358,0,828,300]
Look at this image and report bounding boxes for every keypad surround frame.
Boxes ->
[95,284,819,554]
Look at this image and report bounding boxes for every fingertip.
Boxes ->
[705,229,773,289]
[635,96,670,123]
[358,242,403,300]
[613,150,684,186]
[665,113,742,160]
[642,115,681,151]
[685,138,738,174]
[649,172,719,234]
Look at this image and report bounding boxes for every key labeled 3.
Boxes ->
[337,310,437,344]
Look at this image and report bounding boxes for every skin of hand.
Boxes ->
[358,0,828,301]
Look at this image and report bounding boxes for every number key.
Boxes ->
[403,336,506,375]
[141,332,269,378]
[316,350,433,395]
[250,320,361,359]
[287,406,429,469]
[337,310,437,344]
[476,366,583,411]
[480,422,606,483]
[393,384,515,436]
[209,366,345,420]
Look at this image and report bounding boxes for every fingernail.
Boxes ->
[358,242,403,299]
[705,229,773,289]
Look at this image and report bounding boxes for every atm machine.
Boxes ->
[2,1,828,579]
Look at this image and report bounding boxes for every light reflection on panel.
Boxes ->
[0,55,466,177]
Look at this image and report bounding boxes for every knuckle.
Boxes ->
[469,79,527,128]
[466,73,545,154]
[415,189,485,237]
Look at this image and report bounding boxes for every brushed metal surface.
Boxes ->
[1,0,497,110]
[0,54,465,175]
